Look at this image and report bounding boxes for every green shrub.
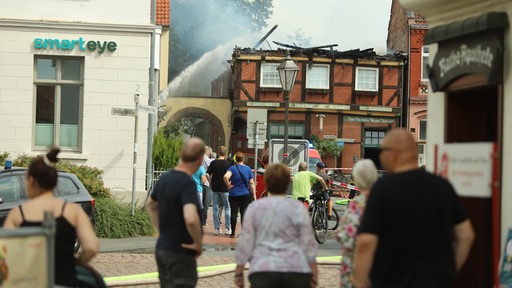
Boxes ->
[12,153,34,167]
[94,197,156,238]
[0,152,9,167]
[153,128,182,170]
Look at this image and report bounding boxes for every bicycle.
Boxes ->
[307,189,339,244]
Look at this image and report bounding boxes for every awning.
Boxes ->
[425,12,509,44]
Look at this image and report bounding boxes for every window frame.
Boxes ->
[260,62,282,88]
[421,46,430,81]
[355,67,379,92]
[364,129,386,148]
[33,56,84,152]
[269,123,305,139]
[305,64,329,89]
[418,118,427,141]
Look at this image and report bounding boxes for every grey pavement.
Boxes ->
[92,200,347,287]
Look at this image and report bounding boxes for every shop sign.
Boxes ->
[429,32,503,91]
[33,37,117,54]
[343,115,396,124]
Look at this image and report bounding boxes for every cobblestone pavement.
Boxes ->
[92,253,339,287]
[92,207,341,287]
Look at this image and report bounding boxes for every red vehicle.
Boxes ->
[245,148,323,199]
[244,153,267,199]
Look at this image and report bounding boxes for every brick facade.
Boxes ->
[230,49,405,169]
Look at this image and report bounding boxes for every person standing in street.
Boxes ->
[192,163,207,226]
[146,137,205,288]
[292,162,328,202]
[234,163,318,288]
[4,147,99,287]
[223,152,256,238]
[353,128,475,288]
[335,159,378,288]
[201,146,213,227]
[207,146,232,235]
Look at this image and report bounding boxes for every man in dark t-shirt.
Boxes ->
[146,137,205,287]
[353,129,475,288]
[207,146,232,235]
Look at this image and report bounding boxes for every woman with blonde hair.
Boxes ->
[4,147,99,287]
[336,159,378,287]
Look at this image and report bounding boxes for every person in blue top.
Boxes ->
[192,165,207,225]
[223,152,256,238]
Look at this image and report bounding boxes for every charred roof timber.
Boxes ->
[233,44,405,62]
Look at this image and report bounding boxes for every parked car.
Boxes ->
[0,168,96,251]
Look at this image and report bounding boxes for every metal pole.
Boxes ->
[254,121,259,187]
[146,0,157,193]
[132,94,139,216]
[283,91,289,165]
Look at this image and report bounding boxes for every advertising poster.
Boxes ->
[0,235,48,287]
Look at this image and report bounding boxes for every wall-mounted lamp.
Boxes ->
[316,114,325,131]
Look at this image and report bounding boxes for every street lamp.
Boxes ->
[277,51,299,165]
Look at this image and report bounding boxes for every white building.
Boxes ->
[0,0,167,193]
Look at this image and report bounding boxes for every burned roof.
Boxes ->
[233,45,405,62]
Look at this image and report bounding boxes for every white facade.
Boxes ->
[0,0,154,192]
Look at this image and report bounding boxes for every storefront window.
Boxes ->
[34,56,83,151]
[364,130,385,147]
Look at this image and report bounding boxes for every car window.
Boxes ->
[0,175,22,201]
[55,176,79,196]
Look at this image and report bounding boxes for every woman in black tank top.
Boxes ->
[3,147,99,287]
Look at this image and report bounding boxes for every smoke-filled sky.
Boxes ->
[165,0,394,97]
[266,0,393,54]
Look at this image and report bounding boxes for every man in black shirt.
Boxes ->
[354,128,475,288]
[207,146,232,235]
[354,129,475,288]
[146,137,205,287]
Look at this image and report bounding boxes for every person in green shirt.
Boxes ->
[292,162,328,201]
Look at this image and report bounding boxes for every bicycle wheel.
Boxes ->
[327,208,339,230]
[312,207,328,244]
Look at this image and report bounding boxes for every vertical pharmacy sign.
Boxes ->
[434,142,495,197]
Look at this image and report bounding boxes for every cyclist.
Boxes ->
[313,162,333,219]
[292,162,328,204]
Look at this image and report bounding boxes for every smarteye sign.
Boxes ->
[34,37,117,54]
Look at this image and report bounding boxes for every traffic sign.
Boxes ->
[112,107,136,117]
[138,104,157,114]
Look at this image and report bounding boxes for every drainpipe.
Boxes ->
[146,0,157,192]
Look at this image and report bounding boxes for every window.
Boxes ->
[55,177,79,196]
[421,46,429,80]
[34,57,83,151]
[269,124,305,139]
[355,67,379,92]
[260,63,281,88]
[364,130,385,147]
[0,175,21,202]
[306,64,329,89]
[419,119,427,141]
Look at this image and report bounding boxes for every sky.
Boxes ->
[264,0,393,54]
